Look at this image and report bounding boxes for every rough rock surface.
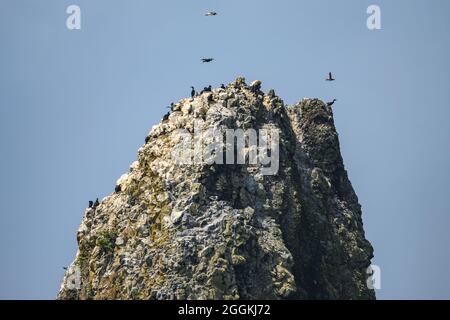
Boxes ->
[58,77,375,300]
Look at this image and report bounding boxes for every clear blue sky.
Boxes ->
[1,0,449,299]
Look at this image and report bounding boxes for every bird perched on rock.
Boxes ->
[145,136,150,144]
[326,72,335,81]
[115,185,122,193]
[201,58,214,63]
[93,198,100,208]
[267,89,276,99]
[220,84,226,89]
[326,99,337,106]
[205,12,217,16]
[167,103,175,111]
[201,85,212,94]
[191,86,196,98]
[88,201,93,208]
[163,112,170,121]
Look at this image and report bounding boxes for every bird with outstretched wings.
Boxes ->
[326,72,335,81]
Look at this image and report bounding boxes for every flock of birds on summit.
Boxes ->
[83,10,338,234]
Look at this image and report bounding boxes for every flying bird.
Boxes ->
[326,72,335,81]
[205,12,217,16]
[326,99,337,106]
[201,58,214,63]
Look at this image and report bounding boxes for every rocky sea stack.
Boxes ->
[58,77,375,300]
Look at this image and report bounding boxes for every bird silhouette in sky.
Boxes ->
[326,72,335,81]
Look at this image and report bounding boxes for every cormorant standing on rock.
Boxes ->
[200,85,212,94]
[94,198,100,208]
[163,112,170,121]
[326,99,337,106]
[220,84,226,89]
[145,136,150,144]
[115,185,121,193]
[191,86,195,98]
[88,201,93,208]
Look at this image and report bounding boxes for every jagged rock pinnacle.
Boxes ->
[58,78,375,300]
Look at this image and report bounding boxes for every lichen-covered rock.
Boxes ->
[58,78,375,300]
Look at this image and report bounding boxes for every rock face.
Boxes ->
[58,77,375,300]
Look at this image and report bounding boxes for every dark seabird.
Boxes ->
[326,72,335,81]
[145,136,150,144]
[88,201,93,208]
[220,84,226,89]
[94,198,100,208]
[163,112,170,121]
[115,185,122,193]
[191,86,195,98]
[326,99,337,106]
[205,12,218,16]
[200,85,212,94]
[201,58,214,63]
[63,267,68,270]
